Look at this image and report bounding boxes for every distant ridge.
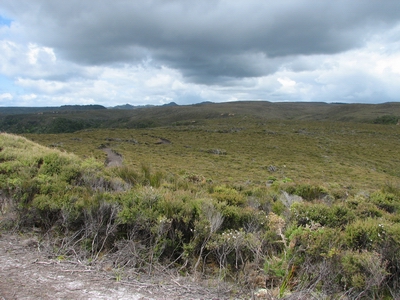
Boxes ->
[162,102,178,107]
[112,104,155,110]
[0,104,106,115]
[113,102,178,109]
[1,101,400,134]
[60,105,106,111]
[193,101,214,106]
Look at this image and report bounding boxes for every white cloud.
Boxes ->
[145,74,173,88]
[0,92,12,100]
[1,1,400,106]
[20,93,37,100]
[277,77,297,94]
[3,41,400,106]
[27,43,56,65]
[16,78,67,94]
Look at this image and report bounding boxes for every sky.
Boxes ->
[1,1,400,107]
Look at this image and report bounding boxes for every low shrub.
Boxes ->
[345,218,382,251]
[212,185,246,206]
[373,115,399,125]
[340,250,388,298]
[292,184,328,201]
[369,190,400,213]
[39,153,60,174]
[291,202,355,228]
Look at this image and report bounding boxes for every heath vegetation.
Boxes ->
[1,102,400,299]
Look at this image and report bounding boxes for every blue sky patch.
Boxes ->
[0,75,21,94]
[0,15,12,26]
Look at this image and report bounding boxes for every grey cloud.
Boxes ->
[3,0,400,86]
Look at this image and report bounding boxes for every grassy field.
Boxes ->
[24,117,400,191]
[1,102,400,299]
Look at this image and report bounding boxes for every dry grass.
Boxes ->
[23,119,400,191]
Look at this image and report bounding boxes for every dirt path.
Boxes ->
[103,148,123,167]
[0,233,247,299]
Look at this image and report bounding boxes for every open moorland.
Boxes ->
[1,101,400,299]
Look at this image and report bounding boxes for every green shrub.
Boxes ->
[33,194,58,211]
[345,219,381,251]
[212,185,246,206]
[271,200,286,215]
[377,223,400,285]
[354,202,384,219]
[118,188,162,225]
[40,153,70,176]
[292,184,328,201]
[369,191,400,213]
[373,115,399,125]
[340,250,388,297]
[60,164,82,184]
[291,202,354,228]
[264,254,288,281]
[288,226,342,262]
[219,204,255,230]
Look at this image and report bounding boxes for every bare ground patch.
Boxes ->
[0,233,249,299]
[103,148,123,167]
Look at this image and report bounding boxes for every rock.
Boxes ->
[254,288,275,299]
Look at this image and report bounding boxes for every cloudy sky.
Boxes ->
[1,0,400,107]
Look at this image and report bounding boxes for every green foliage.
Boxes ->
[340,250,388,296]
[289,226,342,262]
[288,184,328,201]
[345,218,382,250]
[346,195,385,219]
[369,190,400,213]
[40,153,70,176]
[373,115,399,125]
[271,200,286,215]
[212,185,246,206]
[118,187,162,225]
[112,165,139,185]
[264,255,288,279]
[47,117,87,133]
[219,205,251,230]
[291,202,355,228]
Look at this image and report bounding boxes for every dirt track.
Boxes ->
[0,233,245,300]
[103,148,123,167]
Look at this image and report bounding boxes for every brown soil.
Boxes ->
[0,233,248,299]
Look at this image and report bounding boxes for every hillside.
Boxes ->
[0,104,106,115]
[1,113,400,299]
[1,101,400,133]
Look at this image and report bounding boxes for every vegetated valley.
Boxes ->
[1,101,400,299]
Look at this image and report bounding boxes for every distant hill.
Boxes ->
[112,104,155,109]
[0,104,106,115]
[0,101,399,134]
[162,102,178,107]
[112,102,177,109]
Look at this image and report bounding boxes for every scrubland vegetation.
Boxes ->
[1,102,400,299]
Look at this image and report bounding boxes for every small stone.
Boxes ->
[254,288,275,299]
